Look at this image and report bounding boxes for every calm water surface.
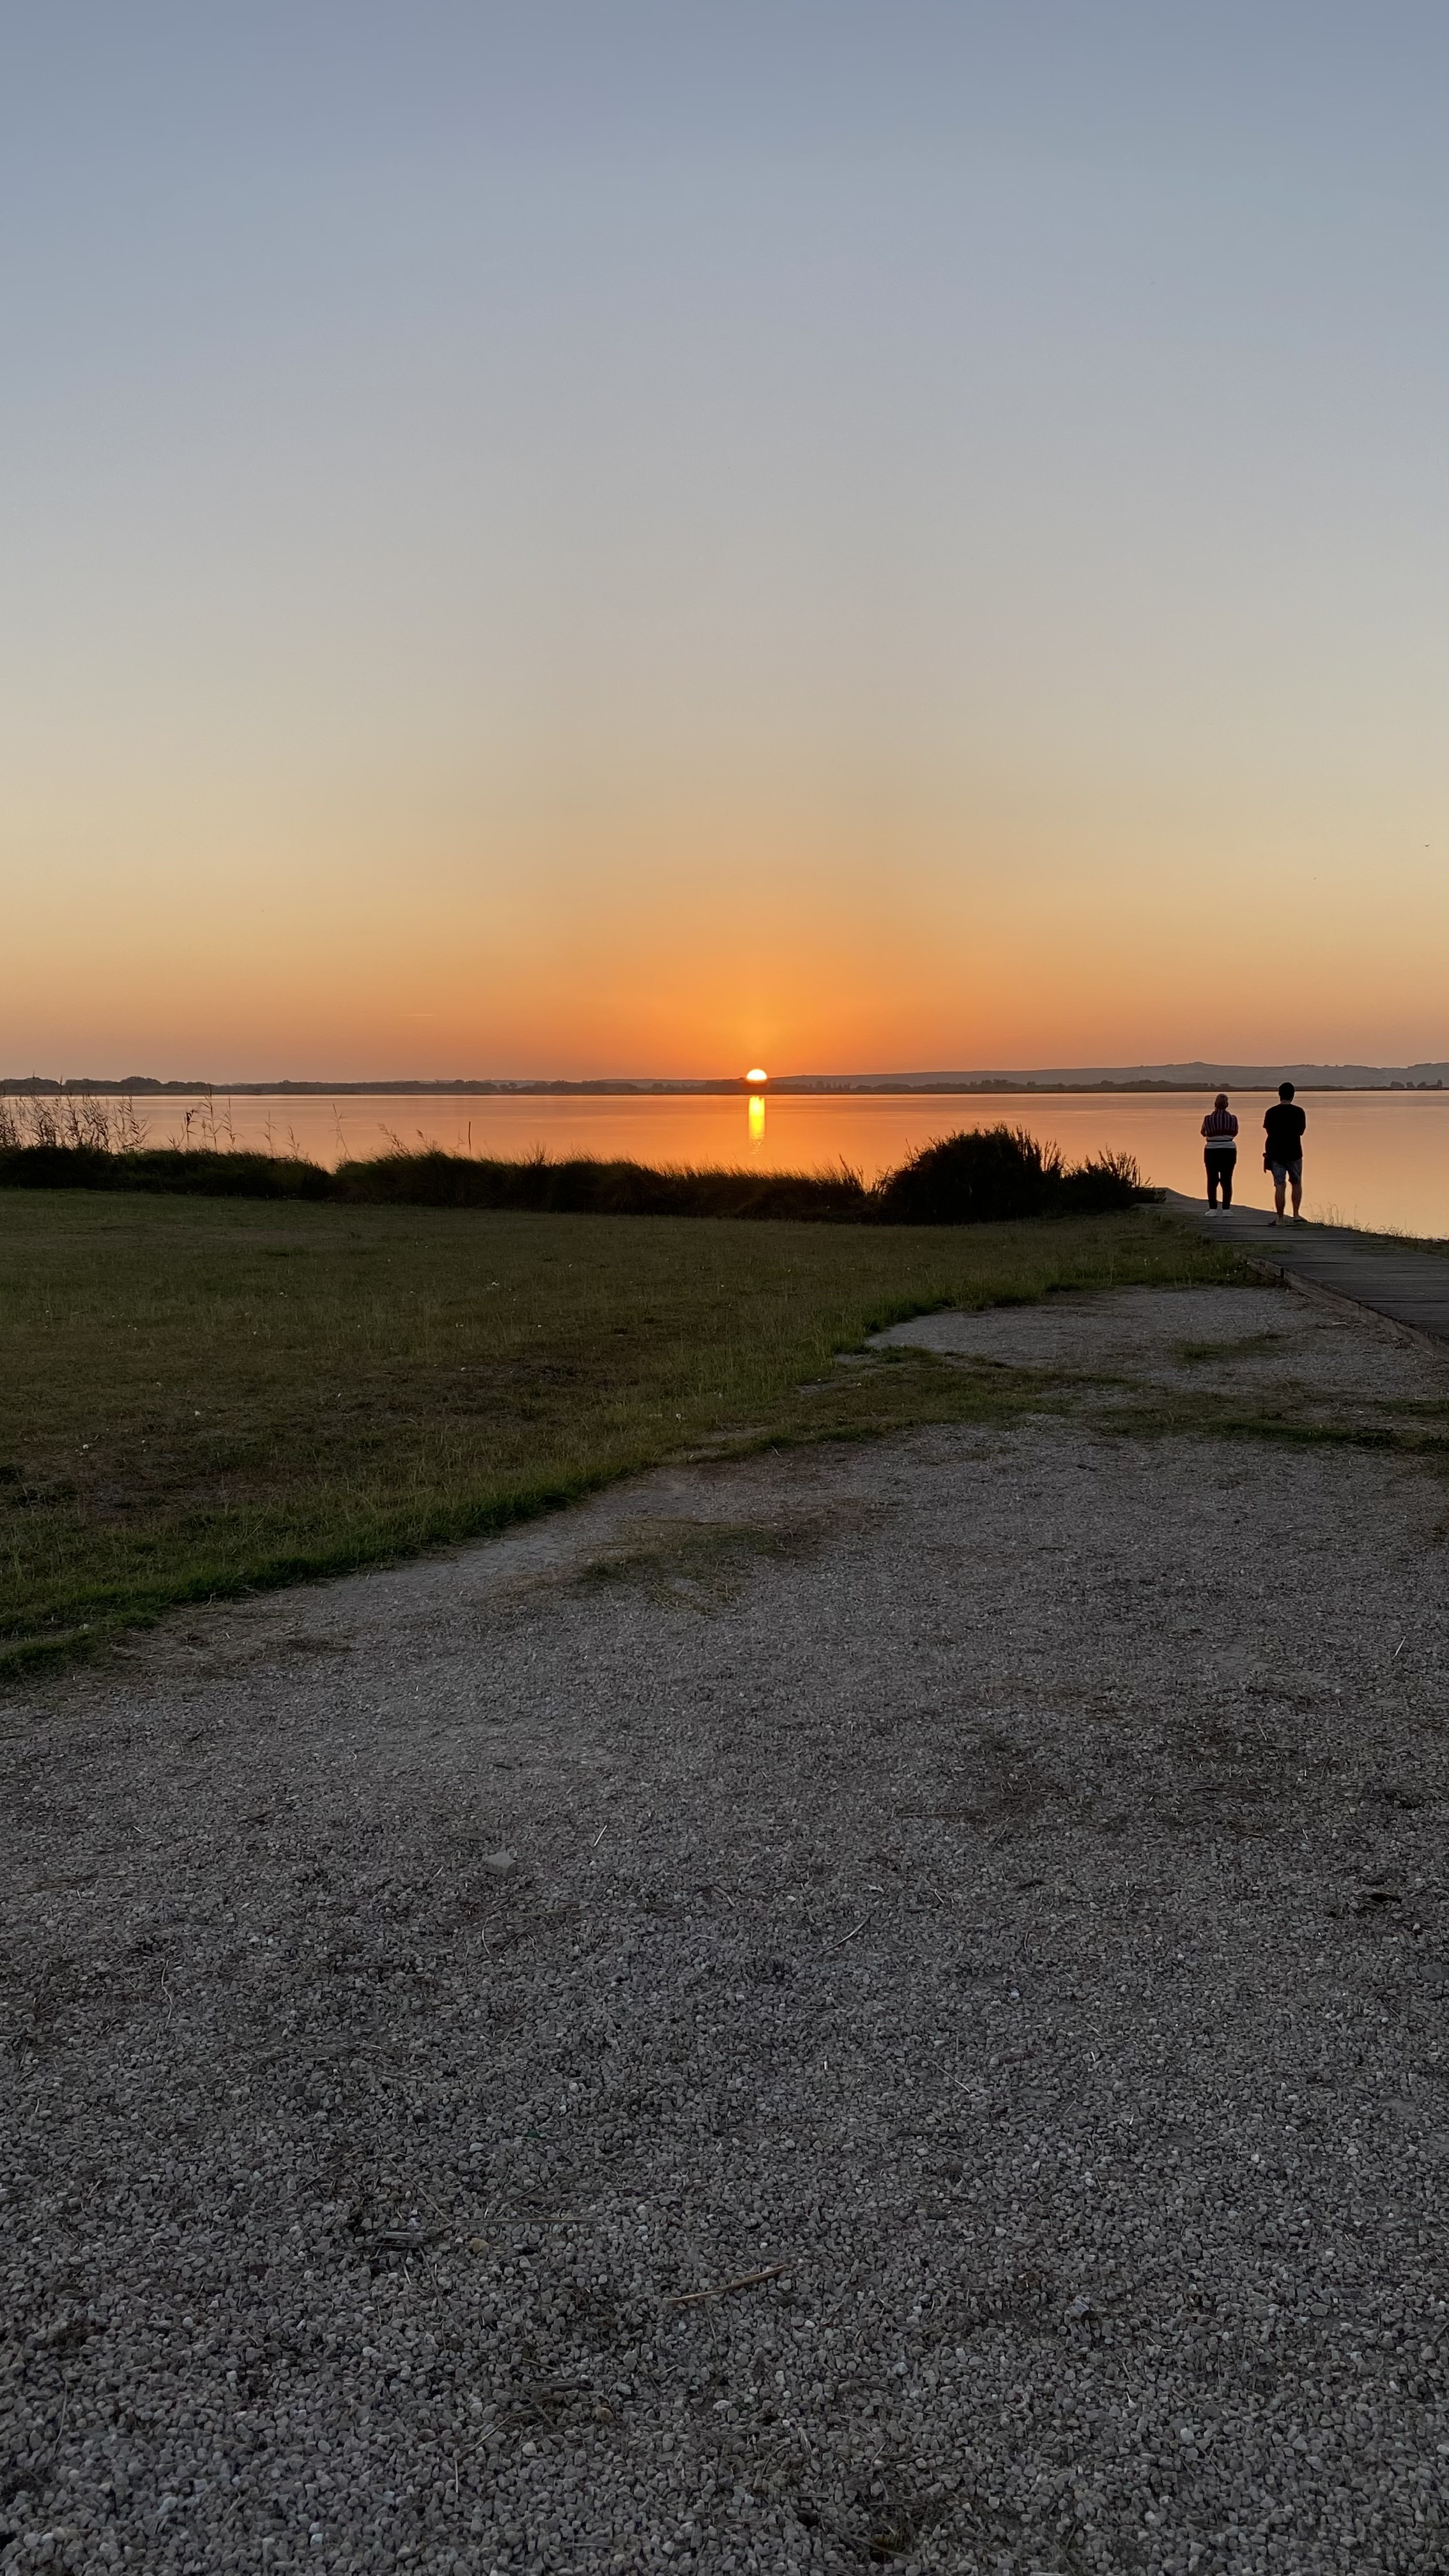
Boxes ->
[144,1090,1449,1239]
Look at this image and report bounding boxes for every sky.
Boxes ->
[1,1,1445,1079]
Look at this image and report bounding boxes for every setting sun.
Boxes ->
[745,1068,768,1085]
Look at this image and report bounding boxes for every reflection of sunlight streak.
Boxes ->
[747,1093,765,1146]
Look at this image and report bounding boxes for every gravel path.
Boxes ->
[4,1282,1449,2574]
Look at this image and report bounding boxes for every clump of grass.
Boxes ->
[333,1145,873,1220]
[0,1194,1237,1667]
[0,1144,328,1198]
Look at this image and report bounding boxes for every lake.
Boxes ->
[119,1088,1449,1238]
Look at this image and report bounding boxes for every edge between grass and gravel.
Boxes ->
[1,1193,1250,1673]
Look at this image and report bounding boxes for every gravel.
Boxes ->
[3,1280,1449,2574]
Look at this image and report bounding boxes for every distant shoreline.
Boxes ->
[3,1073,1446,1099]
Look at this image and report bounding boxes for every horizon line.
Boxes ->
[6,1058,1449,1098]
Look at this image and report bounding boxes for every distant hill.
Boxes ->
[774,1062,1449,1092]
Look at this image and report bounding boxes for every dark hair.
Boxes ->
[1278,1081,1296,1100]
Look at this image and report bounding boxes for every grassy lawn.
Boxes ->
[0,1192,1241,1666]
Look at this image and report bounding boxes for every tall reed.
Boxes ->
[0,1093,150,1153]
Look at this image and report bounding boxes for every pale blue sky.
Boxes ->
[1,2,1444,1073]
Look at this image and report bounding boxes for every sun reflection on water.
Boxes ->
[747,1094,765,1145]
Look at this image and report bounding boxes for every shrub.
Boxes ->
[876,1126,1061,1225]
[1057,1149,1147,1214]
[876,1127,1148,1225]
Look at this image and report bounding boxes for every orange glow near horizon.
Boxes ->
[0,15,1443,1083]
[4,775,1444,1079]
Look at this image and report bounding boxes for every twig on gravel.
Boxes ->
[832,1908,877,1949]
[668,2262,791,2308]
[822,2262,861,2320]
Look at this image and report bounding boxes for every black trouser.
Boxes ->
[1205,1148,1236,1206]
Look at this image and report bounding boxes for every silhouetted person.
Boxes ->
[1200,1092,1238,1209]
[1263,1082,1307,1223]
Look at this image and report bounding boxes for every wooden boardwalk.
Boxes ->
[1164,1188,1449,1349]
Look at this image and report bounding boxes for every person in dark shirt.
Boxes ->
[1262,1082,1307,1223]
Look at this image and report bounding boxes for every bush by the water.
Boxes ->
[0,1099,1152,1225]
[875,1125,1144,1224]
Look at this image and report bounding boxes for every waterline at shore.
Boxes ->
[50,1086,1449,1238]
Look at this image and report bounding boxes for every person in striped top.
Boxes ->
[1200,1092,1238,1208]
